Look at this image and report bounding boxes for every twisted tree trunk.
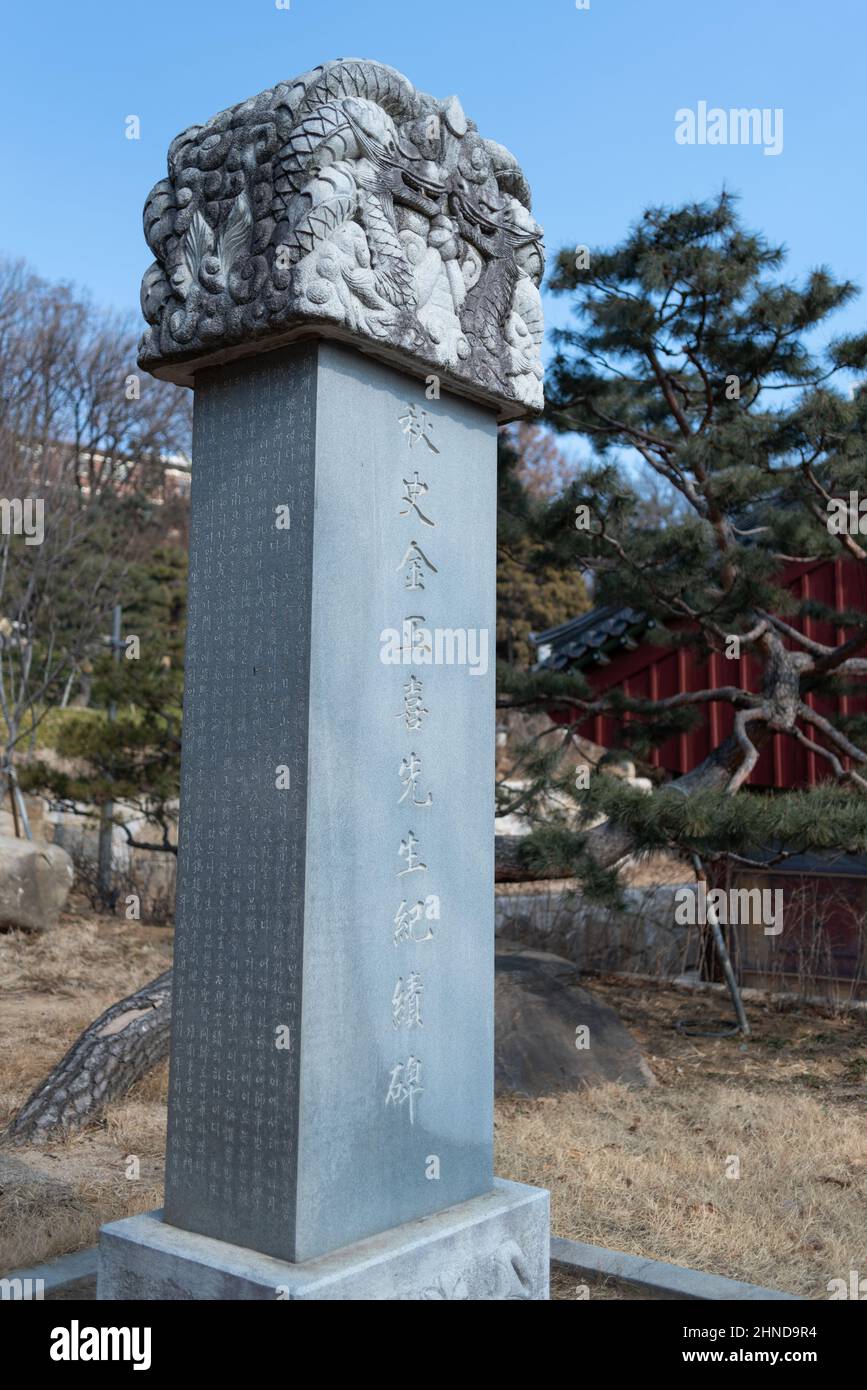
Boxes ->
[3,970,172,1145]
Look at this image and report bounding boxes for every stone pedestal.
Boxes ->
[99,1181,548,1301]
[99,58,548,1301]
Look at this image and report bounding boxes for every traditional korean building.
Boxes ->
[532,557,867,790]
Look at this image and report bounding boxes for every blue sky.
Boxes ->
[4,0,866,356]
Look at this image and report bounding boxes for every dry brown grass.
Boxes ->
[497,1082,866,1299]
[497,976,867,1300]
[1,909,865,1299]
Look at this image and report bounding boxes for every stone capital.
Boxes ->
[138,58,544,419]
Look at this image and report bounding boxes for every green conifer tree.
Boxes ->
[497,192,867,893]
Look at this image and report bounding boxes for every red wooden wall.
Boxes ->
[556,558,867,789]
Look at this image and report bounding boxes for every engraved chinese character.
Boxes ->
[392,973,424,1029]
[398,830,427,875]
[398,752,432,807]
[393,899,434,945]
[385,1056,423,1123]
[399,404,439,453]
[400,472,436,527]
[399,614,432,662]
[398,539,437,591]
[398,674,429,731]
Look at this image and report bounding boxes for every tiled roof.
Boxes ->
[531,605,649,671]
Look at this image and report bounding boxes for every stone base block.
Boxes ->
[98,1180,549,1301]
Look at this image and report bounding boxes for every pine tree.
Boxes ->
[497,192,867,893]
[21,545,187,856]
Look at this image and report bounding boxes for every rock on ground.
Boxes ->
[495,941,656,1097]
[0,835,74,932]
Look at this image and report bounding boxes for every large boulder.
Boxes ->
[495,941,656,1097]
[0,834,74,932]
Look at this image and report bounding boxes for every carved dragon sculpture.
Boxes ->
[139,59,544,415]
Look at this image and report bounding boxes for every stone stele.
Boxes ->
[138,57,545,420]
[99,59,549,1302]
